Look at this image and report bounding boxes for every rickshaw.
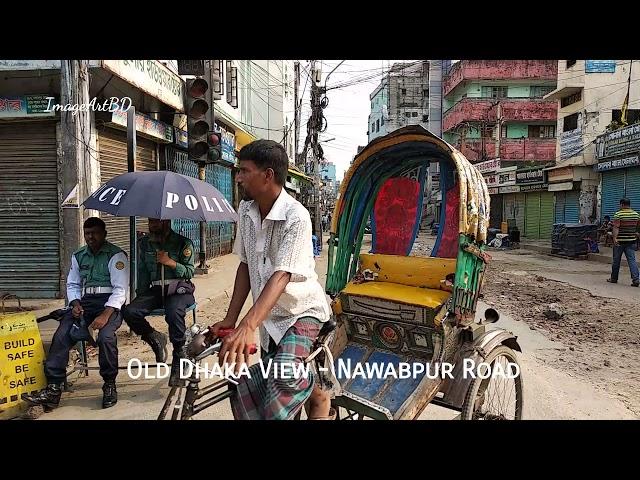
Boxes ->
[159,126,523,420]
[323,125,523,420]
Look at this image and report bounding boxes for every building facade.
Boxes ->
[367,61,430,143]
[442,60,558,238]
[0,59,295,299]
[546,60,640,222]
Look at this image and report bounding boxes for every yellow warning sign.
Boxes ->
[0,312,47,419]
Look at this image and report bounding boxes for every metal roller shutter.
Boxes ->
[564,190,580,223]
[601,170,625,219]
[0,122,60,298]
[525,192,541,238]
[555,191,566,223]
[97,128,157,257]
[514,193,526,233]
[539,191,554,240]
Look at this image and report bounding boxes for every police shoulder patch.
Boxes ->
[183,248,192,258]
[115,261,125,270]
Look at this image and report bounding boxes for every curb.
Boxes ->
[520,243,628,267]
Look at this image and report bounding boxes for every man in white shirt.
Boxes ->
[210,139,334,420]
[22,217,129,410]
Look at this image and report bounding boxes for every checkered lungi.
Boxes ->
[230,316,321,420]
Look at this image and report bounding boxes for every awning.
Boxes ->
[543,85,583,101]
[548,181,574,192]
[235,128,256,150]
[543,157,590,171]
[288,165,312,182]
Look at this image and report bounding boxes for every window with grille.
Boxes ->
[213,60,224,97]
[482,86,508,98]
[226,61,238,108]
[530,85,554,98]
[528,125,556,138]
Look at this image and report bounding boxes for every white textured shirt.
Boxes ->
[67,251,129,310]
[233,188,331,351]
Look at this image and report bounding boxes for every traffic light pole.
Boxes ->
[197,161,208,272]
[196,61,214,273]
[182,61,222,275]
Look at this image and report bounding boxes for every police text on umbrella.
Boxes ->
[91,187,235,214]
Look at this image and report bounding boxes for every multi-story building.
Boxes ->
[442,60,558,238]
[546,60,640,221]
[367,61,430,143]
[367,60,443,229]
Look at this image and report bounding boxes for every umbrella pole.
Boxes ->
[161,264,165,307]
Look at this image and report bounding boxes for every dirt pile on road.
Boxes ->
[482,263,640,415]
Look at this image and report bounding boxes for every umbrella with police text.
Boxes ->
[82,170,238,306]
[82,170,238,222]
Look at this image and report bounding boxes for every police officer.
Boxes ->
[23,217,129,410]
[122,218,195,386]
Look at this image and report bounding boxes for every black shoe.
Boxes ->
[607,278,617,284]
[169,346,187,387]
[21,384,62,411]
[632,281,639,287]
[142,330,168,363]
[102,381,117,409]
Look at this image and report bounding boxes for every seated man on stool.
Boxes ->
[122,219,196,386]
[23,217,128,410]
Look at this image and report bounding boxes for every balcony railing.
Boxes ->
[458,138,557,162]
[443,60,558,96]
[443,97,558,132]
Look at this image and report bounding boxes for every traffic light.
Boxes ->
[185,77,212,163]
[208,130,222,163]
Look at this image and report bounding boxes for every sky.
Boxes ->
[297,60,415,181]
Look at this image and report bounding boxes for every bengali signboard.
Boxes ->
[496,166,517,187]
[519,183,549,192]
[216,123,237,164]
[595,123,640,160]
[548,166,574,183]
[499,185,521,194]
[110,109,174,143]
[102,60,184,111]
[0,95,56,119]
[0,60,61,70]
[516,167,545,185]
[560,129,584,160]
[174,127,188,149]
[475,158,501,174]
[585,60,616,73]
[485,174,498,188]
[596,155,640,172]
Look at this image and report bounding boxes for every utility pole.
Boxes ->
[495,102,502,160]
[60,60,92,297]
[310,63,323,242]
[294,61,300,167]
[299,60,324,241]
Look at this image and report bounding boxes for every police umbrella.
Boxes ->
[82,170,238,223]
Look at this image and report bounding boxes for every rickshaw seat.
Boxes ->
[359,253,456,290]
[342,281,450,309]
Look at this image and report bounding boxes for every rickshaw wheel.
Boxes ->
[461,345,524,420]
